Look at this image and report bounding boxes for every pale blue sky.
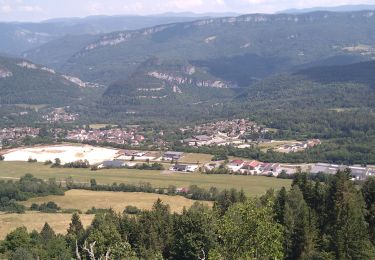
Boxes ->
[1,0,375,22]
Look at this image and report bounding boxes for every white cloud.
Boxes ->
[123,2,145,13]
[0,4,12,13]
[172,0,204,9]
[18,5,43,12]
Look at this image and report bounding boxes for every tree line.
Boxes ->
[1,170,375,259]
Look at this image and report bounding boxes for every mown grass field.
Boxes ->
[0,162,291,196]
[89,124,118,129]
[258,140,298,152]
[22,190,208,213]
[0,212,94,240]
[178,153,213,164]
[2,190,206,239]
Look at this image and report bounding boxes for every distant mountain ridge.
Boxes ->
[279,4,375,14]
[24,10,375,86]
[0,15,209,55]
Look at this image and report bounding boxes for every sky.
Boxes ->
[1,0,375,22]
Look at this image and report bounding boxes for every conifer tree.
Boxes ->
[40,222,55,242]
[326,170,375,258]
[362,177,375,244]
[284,186,318,259]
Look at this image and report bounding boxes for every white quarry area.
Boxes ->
[62,75,100,88]
[85,32,132,50]
[147,71,229,88]
[17,61,59,75]
[241,43,251,48]
[41,67,56,74]
[172,85,182,93]
[85,25,173,51]
[3,145,120,164]
[138,95,167,99]
[204,36,217,43]
[62,75,87,87]
[137,87,164,91]
[0,68,13,78]
[17,61,37,69]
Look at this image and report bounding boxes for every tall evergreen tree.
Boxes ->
[274,187,287,224]
[214,198,284,259]
[66,213,85,253]
[326,170,375,258]
[171,203,217,260]
[362,177,375,244]
[40,222,56,242]
[86,212,122,258]
[284,186,318,259]
[133,199,174,258]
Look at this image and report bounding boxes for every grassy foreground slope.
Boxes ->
[0,213,94,240]
[0,162,291,196]
[22,190,210,213]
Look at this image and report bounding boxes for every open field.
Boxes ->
[0,162,291,196]
[89,124,118,129]
[179,153,213,164]
[258,140,298,152]
[22,190,208,213]
[0,212,94,240]
[15,104,47,111]
[2,144,120,164]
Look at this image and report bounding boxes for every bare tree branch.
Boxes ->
[83,241,97,260]
[198,249,206,260]
[75,240,82,260]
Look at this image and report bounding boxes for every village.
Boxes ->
[180,119,321,152]
[0,125,149,148]
[0,127,40,148]
[95,150,375,180]
[42,109,79,123]
[66,128,146,146]
[0,119,362,181]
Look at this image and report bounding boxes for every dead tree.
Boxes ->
[76,240,111,260]
[198,249,206,260]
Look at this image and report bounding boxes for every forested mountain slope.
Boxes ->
[0,56,84,105]
[0,15,206,56]
[295,60,375,87]
[27,11,375,86]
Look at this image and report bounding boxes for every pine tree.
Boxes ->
[40,222,56,241]
[171,203,217,260]
[213,189,232,216]
[327,170,375,258]
[214,198,284,259]
[67,213,84,237]
[66,212,85,252]
[362,177,375,244]
[274,187,287,224]
[284,186,318,259]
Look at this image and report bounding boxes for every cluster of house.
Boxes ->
[169,164,199,172]
[0,127,39,148]
[182,119,264,136]
[181,119,269,147]
[97,150,202,173]
[310,163,375,181]
[276,139,321,153]
[230,159,283,176]
[42,110,79,123]
[66,128,146,146]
